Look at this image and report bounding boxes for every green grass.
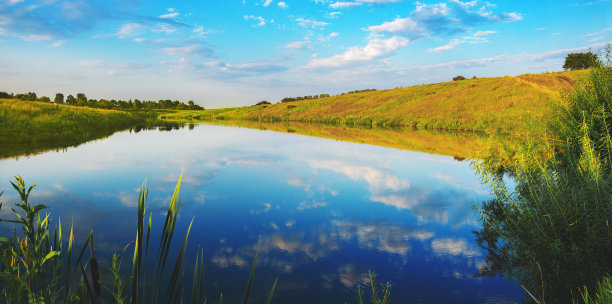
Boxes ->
[0,98,157,158]
[162,70,589,137]
[473,67,612,303]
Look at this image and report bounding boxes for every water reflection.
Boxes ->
[0,123,523,303]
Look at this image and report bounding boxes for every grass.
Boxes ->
[473,67,612,303]
[161,70,589,137]
[0,98,158,158]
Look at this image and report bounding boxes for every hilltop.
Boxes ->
[162,70,589,136]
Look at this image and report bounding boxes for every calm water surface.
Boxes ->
[0,123,522,303]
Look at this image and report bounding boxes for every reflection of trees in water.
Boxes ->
[473,67,612,303]
[131,122,197,133]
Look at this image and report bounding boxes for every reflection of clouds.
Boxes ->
[308,158,478,225]
[309,160,410,192]
[211,247,248,268]
[333,220,433,255]
[93,191,138,207]
[431,238,480,258]
[297,200,327,211]
[337,264,369,288]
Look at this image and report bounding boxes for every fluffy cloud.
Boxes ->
[244,15,271,26]
[329,0,402,9]
[277,1,289,8]
[368,1,521,40]
[306,36,408,68]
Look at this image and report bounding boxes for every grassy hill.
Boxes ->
[0,99,152,158]
[162,70,589,136]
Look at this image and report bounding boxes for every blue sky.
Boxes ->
[0,0,610,107]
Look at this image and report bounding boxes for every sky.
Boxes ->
[0,0,610,107]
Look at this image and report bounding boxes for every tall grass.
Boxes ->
[0,174,276,303]
[473,66,612,303]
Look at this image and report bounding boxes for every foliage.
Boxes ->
[473,66,612,303]
[54,93,64,104]
[578,275,612,304]
[563,52,601,71]
[255,100,271,105]
[453,75,466,81]
[0,175,277,303]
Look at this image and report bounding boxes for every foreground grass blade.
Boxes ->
[242,242,260,304]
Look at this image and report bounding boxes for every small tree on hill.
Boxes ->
[54,93,64,104]
[66,94,76,105]
[255,100,271,105]
[563,52,601,70]
[453,75,466,81]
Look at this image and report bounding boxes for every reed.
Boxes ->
[473,66,612,303]
[0,174,277,303]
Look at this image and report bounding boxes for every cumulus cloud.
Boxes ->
[306,36,408,68]
[278,1,289,8]
[368,1,521,40]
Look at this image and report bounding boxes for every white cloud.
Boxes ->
[473,30,496,36]
[295,18,328,28]
[278,1,289,8]
[159,8,179,19]
[427,39,463,53]
[161,44,212,57]
[244,15,268,26]
[306,36,408,68]
[116,23,143,38]
[368,1,521,40]
[329,0,402,9]
[263,0,273,7]
[284,40,311,50]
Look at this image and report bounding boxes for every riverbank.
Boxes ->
[162,70,588,137]
[0,99,156,158]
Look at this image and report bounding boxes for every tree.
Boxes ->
[453,75,466,81]
[76,93,87,106]
[66,94,76,105]
[54,93,64,104]
[39,96,51,103]
[563,52,601,70]
[255,100,270,105]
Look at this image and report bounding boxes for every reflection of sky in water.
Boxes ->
[0,124,522,303]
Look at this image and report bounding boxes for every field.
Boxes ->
[162,70,589,137]
[0,99,153,158]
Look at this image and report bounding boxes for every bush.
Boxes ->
[453,75,466,81]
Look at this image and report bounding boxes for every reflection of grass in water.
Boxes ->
[0,99,153,158]
[474,67,612,303]
[198,119,512,159]
[0,174,277,303]
[161,70,588,136]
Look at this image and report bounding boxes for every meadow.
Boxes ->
[162,70,588,137]
[0,99,157,158]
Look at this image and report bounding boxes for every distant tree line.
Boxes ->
[280,94,331,103]
[0,91,204,110]
[339,89,376,95]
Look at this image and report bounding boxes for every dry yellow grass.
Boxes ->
[163,70,589,136]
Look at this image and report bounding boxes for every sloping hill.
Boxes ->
[163,70,588,136]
